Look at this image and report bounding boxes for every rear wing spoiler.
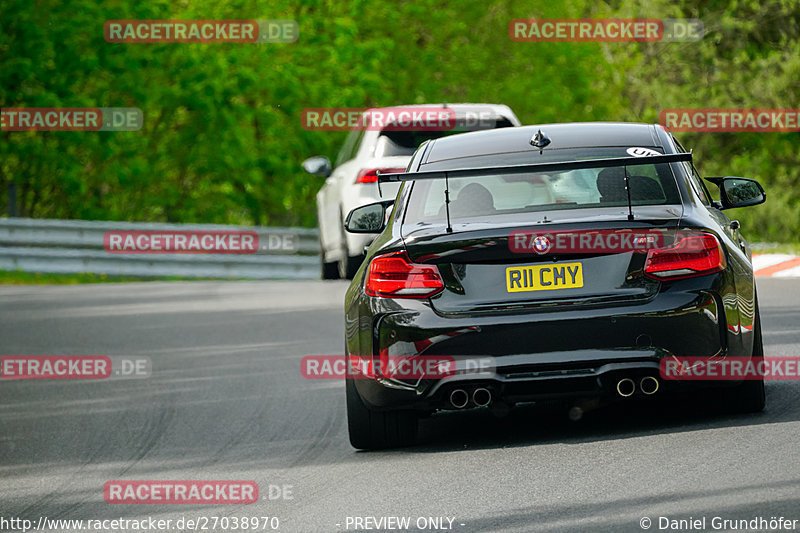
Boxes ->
[377,153,693,184]
[377,152,693,231]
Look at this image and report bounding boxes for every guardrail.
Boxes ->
[0,218,321,279]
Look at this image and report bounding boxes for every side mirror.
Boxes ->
[345,201,394,233]
[301,156,332,177]
[705,177,766,209]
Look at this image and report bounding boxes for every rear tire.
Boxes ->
[338,223,362,280]
[725,303,766,414]
[346,376,418,450]
[339,253,361,280]
[320,240,340,280]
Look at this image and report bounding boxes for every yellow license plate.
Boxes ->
[506,262,584,293]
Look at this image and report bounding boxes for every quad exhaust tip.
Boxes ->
[473,388,492,407]
[640,376,659,395]
[616,378,636,397]
[449,389,469,409]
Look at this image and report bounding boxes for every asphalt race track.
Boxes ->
[1,278,799,532]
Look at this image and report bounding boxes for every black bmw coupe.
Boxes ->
[342,122,767,450]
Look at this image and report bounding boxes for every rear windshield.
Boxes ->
[376,119,515,157]
[404,147,682,223]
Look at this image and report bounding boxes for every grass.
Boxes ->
[750,242,800,255]
[0,270,230,285]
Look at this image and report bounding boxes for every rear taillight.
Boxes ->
[365,252,444,298]
[355,168,406,184]
[644,231,726,280]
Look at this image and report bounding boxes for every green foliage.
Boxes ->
[605,0,800,242]
[1,0,797,241]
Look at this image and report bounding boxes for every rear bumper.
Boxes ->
[348,280,754,411]
[354,349,740,411]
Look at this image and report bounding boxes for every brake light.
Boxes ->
[644,232,726,280]
[355,168,406,184]
[365,252,444,298]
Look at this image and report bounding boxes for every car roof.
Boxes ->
[419,122,664,167]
